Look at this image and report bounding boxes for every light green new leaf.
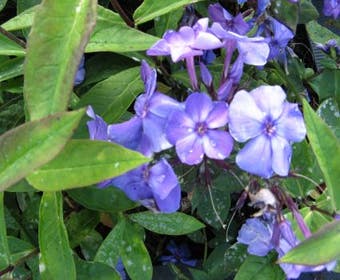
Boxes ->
[24,0,97,121]
[27,140,150,191]
[0,33,25,56]
[0,57,24,83]
[133,0,204,25]
[77,67,143,123]
[0,193,10,271]
[39,192,76,280]
[0,109,84,191]
[129,211,205,235]
[303,100,340,211]
[279,220,340,265]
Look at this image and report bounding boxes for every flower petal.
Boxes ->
[236,134,273,178]
[192,32,222,50]
[276,103,306,142]
[86,106,108,141]
[237,37,269,66]
[146,38,170,56]
[149,92,181,118]
[251,85,286,120]
[166,109,195,144]
[185,92,213,122]
[206,102,228,128]
[176,134,204,165]
[229,90,265,142]
[203,130,233,160]
[271,136,292,176]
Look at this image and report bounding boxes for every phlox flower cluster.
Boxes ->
[84,2,337,278]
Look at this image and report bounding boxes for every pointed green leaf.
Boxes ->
[27,140,150,191]
[77,67,143,123]
[0,193,10,270]
[39,192,76,280]
[0,33,25,56]
[8,236,35,265]
[129,211,205,235]
[303,99,340,211]
[68,186,137,213]
[0,57,24,83]
[279,221,340,265]
[133,0,204,25]
[1,5,36,31]
[121,219,152,280]
[24,0,97,120]
[0,109,85,191]
[317,98,340,139]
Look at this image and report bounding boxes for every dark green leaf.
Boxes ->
[154,9,183,38]
[77,67,143,123]
[0,109,85,191]
[133,0,204,25]
[298,0,319,24]
[39,192,76,280]
[0,33,25,56]
[306,21,340,45]
[235,253,285,280]
[27,140,150,191]
[75,256,120,280]
[0,193,10,270]
[65,209,100,248]
[0,57,24,83]
[271,0,298,31]
[279,221,340,265]
[17,0,41,14]
[24,0,96,120]
[129,211,205,235]
[80,230,103,261]
[0,0,7,12]
[8,236,35,264]
[68,186,137,213]
[317,98,340,139]
[303,99,340,211]
[1,5,36,31]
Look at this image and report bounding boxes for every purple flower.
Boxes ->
[323,0,340,19]
[210,23,269,66]
[108,159,181,213]
[86,106,109,141]
[228,85,306,178]
[208,3,250,35]
[74,56,85,86]
[166,92,233,165]
[159,240,198,267]
[237,218,274,256]
[147,18,222,62]
[316,39,340,56]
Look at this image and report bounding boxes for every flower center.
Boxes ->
[195,122,207,136]
[264,119,276,136]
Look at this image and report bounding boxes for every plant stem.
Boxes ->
[110,0,134,27]
[0,26,26,48]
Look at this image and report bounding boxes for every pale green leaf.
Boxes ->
[0,33,25,56]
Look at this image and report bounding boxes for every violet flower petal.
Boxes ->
[203,130,233,160]
[236,135,273,178]
[185,93,213,122]
[86,106,108,141]
[166,110,195,144]
[205,102,229,128]
[176,134,204,165]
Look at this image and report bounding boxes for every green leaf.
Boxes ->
[298,0,319,24]
[303,99,340,211]
[154,9,183,38]
[0,57,24,83]
[27,139,150,191]
[235,253,285,280]
[8,236,35,264]
[0,109,85,191]
[17,0,41,14]
[1,5,36,31]
[0,0,7,12]
[39,192,76,280]
[279,220,340,265]
[24,0,96,120]
[77,67,143,123]
[0,193,10,270]
[307,21,340,45]
[80,230,103,261]
[75,256,120,280]
[68,186,137,213]
[317,98,340,139]
[65,209,100,248]
[121,219,152,280]
[271,0,298,31]
[133,0,204,25]
[308,69,340,105]
[0,33,25,56]
[129,211,205,235]
[94,218,125,268]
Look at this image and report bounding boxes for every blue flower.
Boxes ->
[159,240,198,267]
[166,92,233,165]
[74,56,85,86]
[229,85,306,178]
[323,0,340,19]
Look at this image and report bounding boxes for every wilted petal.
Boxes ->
[86,106,108,141]
[276,103,306,142]
[166,110,195,144]
[271,136,291,176]
[185,93,213,122]
[107,117,143,150]
[203,130,233,159]
[206,102,229,128]
[229,90,265,142]
[236,135,273,178]
[176,134,204,165]
[251,85,286,120]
